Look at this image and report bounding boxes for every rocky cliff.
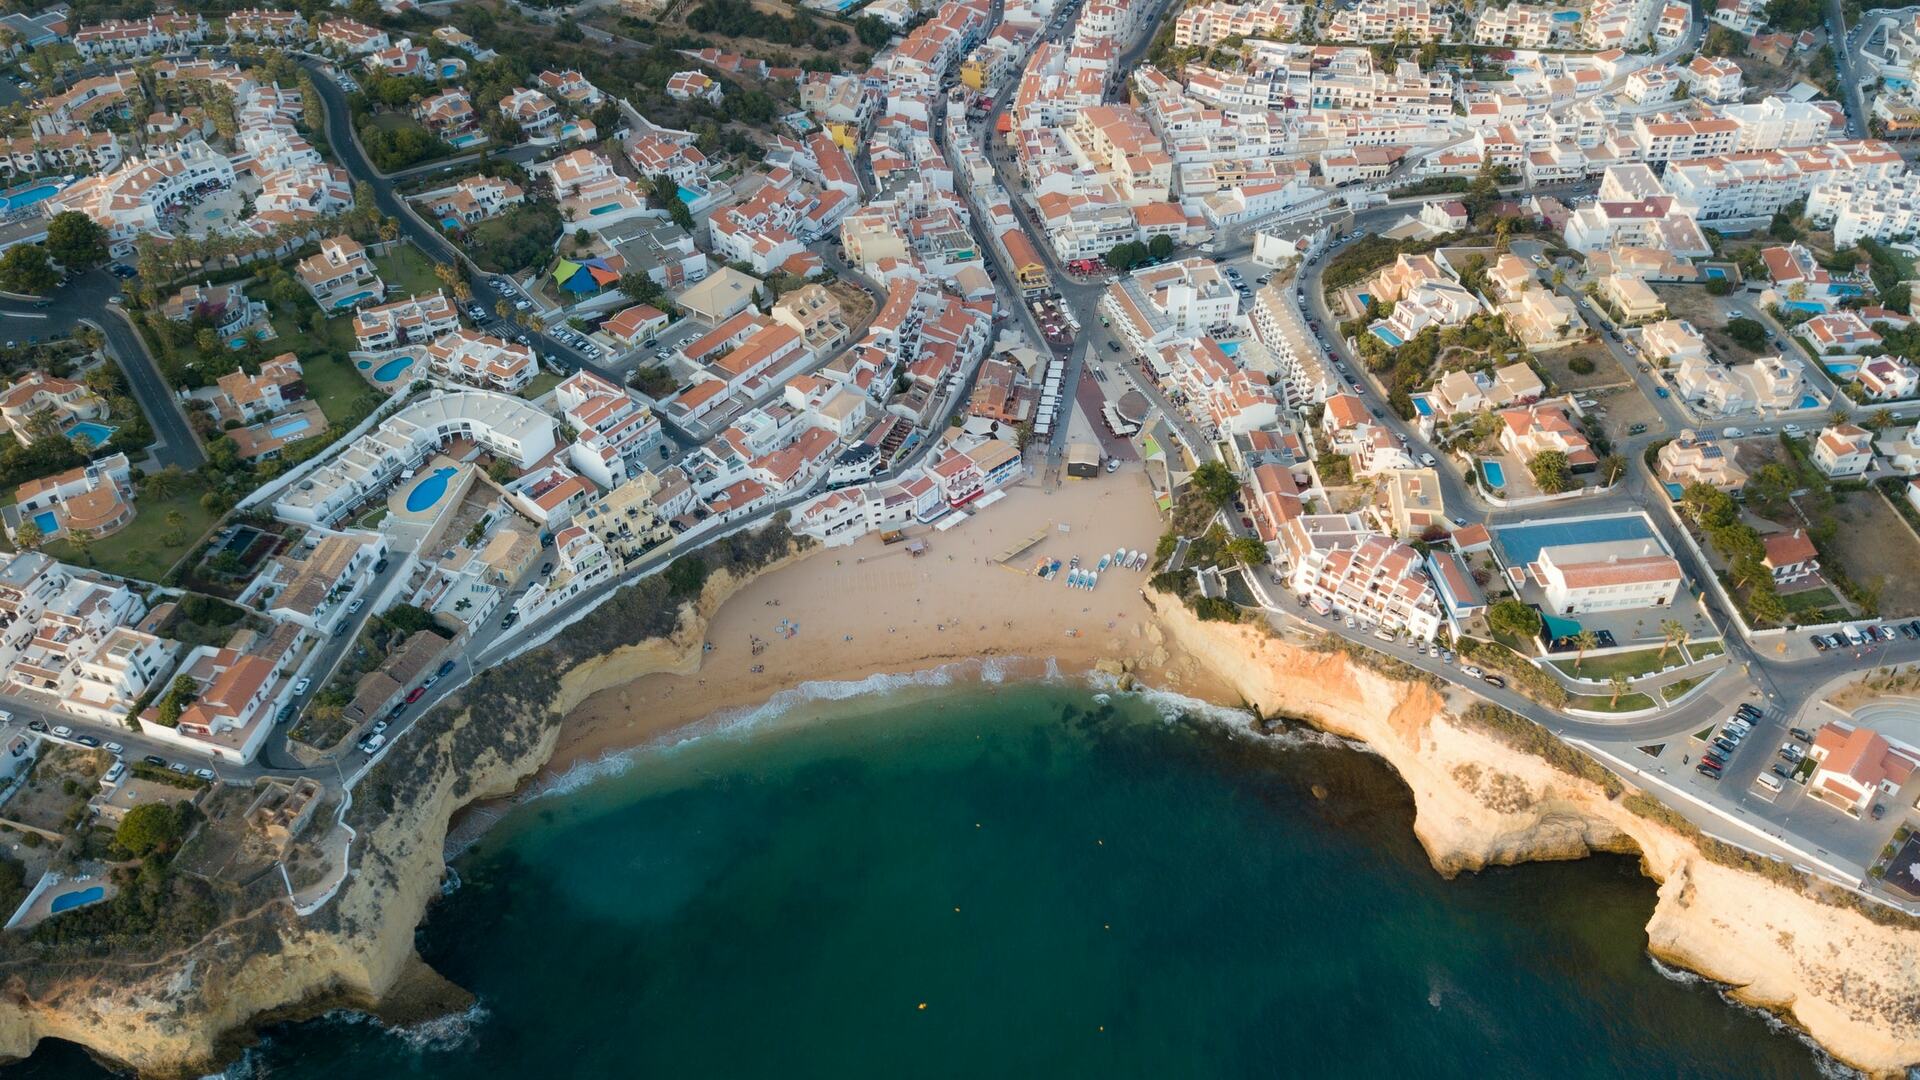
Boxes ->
[0,557,781,1078]
[1148,597,1920,1076]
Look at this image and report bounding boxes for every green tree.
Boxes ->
[1527,449,1572,494]
[664,554,709,597]
[1487,599,1541,642]
[43,212,108,270]
[11,520,41,551]
[853,15,892,47]
[1147,234,1174,261]
[1226,536,1268,566]
[115,801,192,857]
[1608,672,1631,707]
[1657,619,1687,663]
[1190,460,1238,506]
[1571,628,1599,673]
[0,244,58,293]
[1724,316,1767,351]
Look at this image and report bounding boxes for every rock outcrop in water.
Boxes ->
[1150,594,1920,1077]
[0,529,798,1078]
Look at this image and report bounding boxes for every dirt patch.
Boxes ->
[0,746,109,836]
[1538,341,1629,391]
[1655,286,1769,364]
[1822,490,1920,617]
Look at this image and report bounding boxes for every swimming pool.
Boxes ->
[1371,326,1403,346]
[204,209,223,220]
[405,466,459,513]
[356,360,373,370]
[1782,300,1824,313]
[1217,340,1240,356]
[1663,482,1686,501]
[332,290,375,309]
[373,356,414,382]
[64,421,115,447]
[1480,460,1506,489]
[590,203,624,215]
[677,186,704,205]
[1357,292,1374,307]
[1495,514,1656,568]
[1551,9,1581,20]
[268,415,312,439]
[1826,363,1858,377]
[450,132,484,148]
[31,510,57,535]
[49,885,103,914]
[1799,394,1822,409]
[1702,267,1727,281]
[1412,396,1433,416]
[0,182,60,213]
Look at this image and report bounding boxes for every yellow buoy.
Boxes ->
[917,1003,928,1011]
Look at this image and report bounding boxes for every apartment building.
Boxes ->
[1286,527,1444,641]
[295,235,383,307]
[1807,171,1920,246]
[500,87,561,132]
[1664,142,1902,222]
[315,17,388,54]
[422,175,525,227]
[1563,165,1711,256]
[556,370,662,488]
[225,9,308,43]
[0,371,106,446]
[45,140,237,257]
[1174,0,1304,46]
[1656,429,1748,491]
[353,292,460,350]
[73,13,205,60]
[1534,539,1682,614]
[1326,0,1452,42]
[1812,423,1875,477]
[424,330,537,393]
[1101,257,1238,352]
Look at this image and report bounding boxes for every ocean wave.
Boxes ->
[1648,957,1862,1078]
[529,659,1032,802]
[383,999,490,1053]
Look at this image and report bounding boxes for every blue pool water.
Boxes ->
[269,416,312,439]
[1412,397,1433,416]
[1357,292,1374,307]
[373,356,414,382]
[356,360,372,370]
[204,209,222,220]
[31,510,57,535]
[49,886,103,914]
[590,203,623,215]
[0,182,59,212]
[1480,461,1506,489]
[1782,300,1824,313]
[677,186,704,205]
[450,132,483,148]
[405,467,459,514]
[1702,267,1727,281]
[1664,482,1686,501]
[1495,514,1656,569]
[1217,340,1240,356]
[440,216,461,230]
[332,290,375,310]
[1372,326,1403,346]
[64,421,115,446]
[1551,9,1581,20]
[1826,363,1858,377]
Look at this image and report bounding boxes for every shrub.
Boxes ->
[1568,356,1596,375]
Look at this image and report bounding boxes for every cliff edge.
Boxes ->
[1150,595,1920,1076]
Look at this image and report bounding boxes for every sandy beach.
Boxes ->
[546,466,1230,776]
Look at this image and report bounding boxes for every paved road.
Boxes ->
[0,272,204,470]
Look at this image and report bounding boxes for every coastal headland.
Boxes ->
[1,471,1919,1076]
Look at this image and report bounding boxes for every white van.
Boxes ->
[1756,773,1783,793]
[1721,427,1743,439]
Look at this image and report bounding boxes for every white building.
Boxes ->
[1534,538,1682,614]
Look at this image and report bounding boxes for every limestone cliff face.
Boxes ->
[1151,598,1920,1077]
[0,564,775,1079]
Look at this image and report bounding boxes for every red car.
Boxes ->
[406,687,425,704]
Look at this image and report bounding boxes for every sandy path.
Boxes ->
[545,467,1226,775]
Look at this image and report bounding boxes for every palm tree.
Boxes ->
[1657,619,1687,663]
[453,281,472,303]
[1572,628,1599,673]
[379,218,401,243]
[67,530,94,567]
[495,300,511,321]
[1608,673,1630,708]
[433,262,458,287]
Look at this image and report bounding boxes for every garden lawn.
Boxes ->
[1686,638,1725,661]
[1781,586,1848,622]
[45,479,216,582]
[265,304,382,430]
[1661,676,1701,702]
[520,370,563,400]
[373,243,444,299]
[1548,645,1681,680]
[1568,691,1656,713]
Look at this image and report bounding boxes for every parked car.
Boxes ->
[1696,763,1722,779]
[104,742,123,755]
[51,725,72,739]
[1736,703,1762,719]
[76,735,99,748]
[1712,737,1738,754]
[372,720,390,735]
[169,762,188,775]
[1811,635,1829,651]
[1655,387,1669,398]
[437,660,456,679]
[406,687,426,704]
[294,677,311,695]
[1790,727,1812,742]
[194,768,216,781]
[1482,673,1505,688]
[26,720,45,733]
[143,754,166,767]
[1873,803,1888,820]
[348,598,365,615]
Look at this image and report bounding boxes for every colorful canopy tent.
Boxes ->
[551,257,620,294]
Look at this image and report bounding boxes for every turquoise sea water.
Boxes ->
[7,683,1831,1078]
